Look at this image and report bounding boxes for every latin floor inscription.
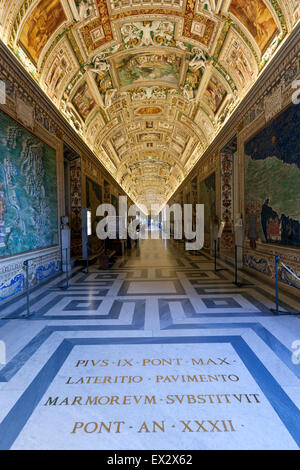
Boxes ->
[10,343,299,449]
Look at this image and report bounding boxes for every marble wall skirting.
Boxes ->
[0,248,61,304]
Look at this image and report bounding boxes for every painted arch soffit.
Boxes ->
[0,0,298,209]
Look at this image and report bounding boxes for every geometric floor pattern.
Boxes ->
[0,237,300,449]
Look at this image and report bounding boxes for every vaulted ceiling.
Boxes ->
[0,0,299,210]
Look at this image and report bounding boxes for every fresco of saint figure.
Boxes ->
[203,76,227,115]
[229,0,278,51]
[72,83,96,121]
[19,0,67,64]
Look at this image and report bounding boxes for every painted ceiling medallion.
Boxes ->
[0,0,296,209]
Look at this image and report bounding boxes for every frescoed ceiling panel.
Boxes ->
[228,0,279,52]
[0,0,298,209]
[18,0,67,65]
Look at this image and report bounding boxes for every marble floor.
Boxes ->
[0,237,300,450]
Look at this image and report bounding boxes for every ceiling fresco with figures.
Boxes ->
[0,0,300,209]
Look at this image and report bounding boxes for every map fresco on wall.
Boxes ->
[199,172,216,235]
[245,105,300,248]
[0,112,58,257]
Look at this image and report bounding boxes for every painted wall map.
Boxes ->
[19,0,67,64]
[0,112,58,256]
[245,105,300,248]
[229,0,278,52]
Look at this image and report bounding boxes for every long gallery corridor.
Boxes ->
[1,0,300,453]
[0,236,300,450]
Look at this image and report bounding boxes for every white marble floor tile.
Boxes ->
[0,237,299,450]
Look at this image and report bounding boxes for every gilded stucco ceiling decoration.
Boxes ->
[0,0,299,209]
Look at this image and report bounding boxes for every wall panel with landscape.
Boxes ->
[0,111,58,257]
[245,105,300,249]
